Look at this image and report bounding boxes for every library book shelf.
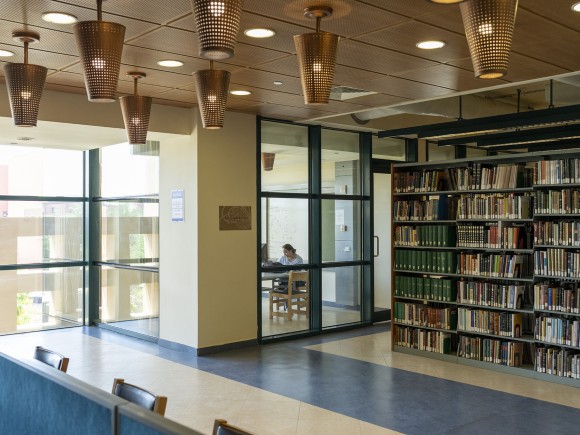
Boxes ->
[391,149,580,387]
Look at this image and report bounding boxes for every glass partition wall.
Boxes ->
[94,142,160,339]
[259,120,372,339]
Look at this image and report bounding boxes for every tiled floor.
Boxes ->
[1,324,580,434]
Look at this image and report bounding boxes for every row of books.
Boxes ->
[534,283,579,314]
[455,163,533,191]
[393,197,455,221]
[456,223,531,249]
[457,194,533,219]
[534,249,580,278]
[534,221,580,247]
[457,308,524,338]
[457,253,532,278]
[393,326,454,354]
[394,250,457,274]
[534,159,580,185]
[535,189,580,214]
[457,336,524,367]
[457,281,527,309]
[393,302,457,330]
[535,347,580,378]
[392,170,446,193]
[535,317,580,347]
[394,225,456,247]
[394,276,456,302]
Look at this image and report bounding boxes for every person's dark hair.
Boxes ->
[282,244,296,253]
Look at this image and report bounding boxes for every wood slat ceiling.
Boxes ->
[0,0,579,126]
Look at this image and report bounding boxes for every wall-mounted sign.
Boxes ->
[171,190,184,222]
[219,206,251,230]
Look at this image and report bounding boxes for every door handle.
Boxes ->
[373,236,379,257]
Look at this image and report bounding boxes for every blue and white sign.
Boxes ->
[171,189,184,222]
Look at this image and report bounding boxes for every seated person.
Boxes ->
[278,244,303,265]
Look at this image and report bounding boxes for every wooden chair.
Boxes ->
[33,346,69,373]
[212,419,253,435]
[269,271,309,321]
[112,378,167,416]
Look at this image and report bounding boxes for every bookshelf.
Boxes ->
[391,150,580,387]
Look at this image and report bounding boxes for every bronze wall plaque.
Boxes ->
[219,206,251,230]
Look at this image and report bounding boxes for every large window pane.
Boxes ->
[99,267,159,337]
[322,129,360,195]
[100,201,159,266]
[0,266,84,335]
[261,197,309,264]
[0,145,83,197]
[322,265,362,327]
[261,121,309,193]
[0,201,83,265]
[101,143,159,197]
[321,199,362,262]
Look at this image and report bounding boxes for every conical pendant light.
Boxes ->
[4,31,47,127]
[120,72,152,145]
[294,6,339,105]
[73,0,126,101]
[191,0,243,60]
[460,0,518,79]
[194,61,230,129]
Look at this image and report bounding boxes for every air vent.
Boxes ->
[330,85,376,101]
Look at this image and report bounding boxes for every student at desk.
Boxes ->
[278,244,303,265]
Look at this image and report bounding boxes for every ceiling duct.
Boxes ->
[352,94,518,122]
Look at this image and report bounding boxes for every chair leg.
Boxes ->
[269,294,274,319]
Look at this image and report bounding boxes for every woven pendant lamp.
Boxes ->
[194,61,230,129]
[460,0,518,79]
[73,0,126,101]
[120,72,152,145]
[4,31,48,127]
[294,6,339,105]
[191,0,243,60]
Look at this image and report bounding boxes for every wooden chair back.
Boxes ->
[33,346,69,373]
[112,378,167,416]
[212,419,253,435]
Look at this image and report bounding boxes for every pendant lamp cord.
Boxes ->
[210,60,214,70]
[23,40,28,65]
[316,16,321,33]
[97,0,103,21]
[549,79,554,109]
[517,89,521,113]
[133,77,138,96]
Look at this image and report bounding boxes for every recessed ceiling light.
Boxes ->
[244,28,276,38]
[416,40,446,50]
[157,60,184,67]
[273,81,283,86]
[17,137,34,141]
[230,90,252,96]
[42,12,78,24]
[573,2,580,11]
[0,50,15,57]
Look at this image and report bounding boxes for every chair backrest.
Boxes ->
[112,378,167,416]
[289,271,309,292]
[212,419,253,435]
[33,346,69,373]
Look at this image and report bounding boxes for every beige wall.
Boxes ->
[159,109,200,348]
[159,109,257,351]
[196,111,257,349]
